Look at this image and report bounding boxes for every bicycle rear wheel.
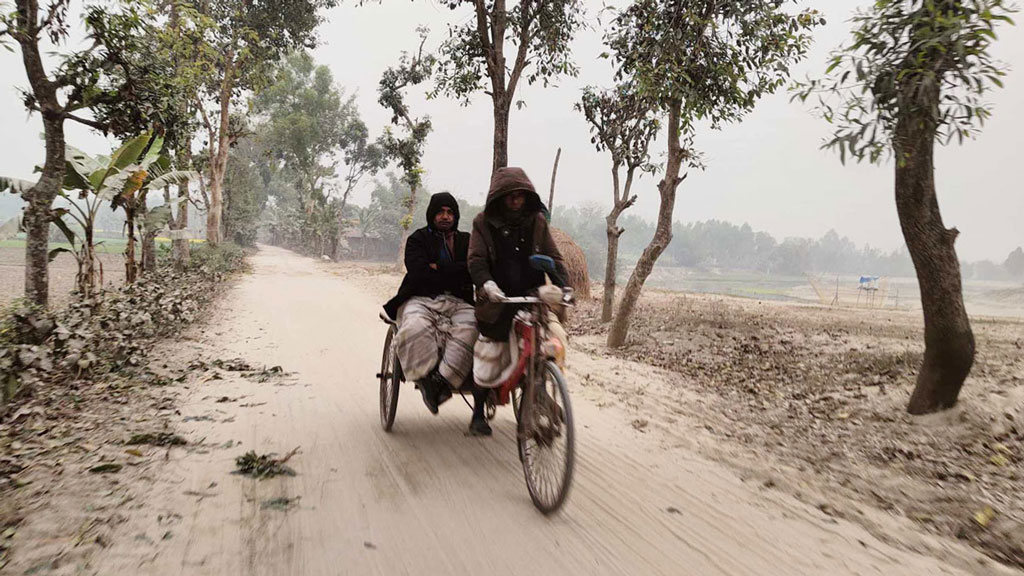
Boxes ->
[518,360,575,514]
[379,326,400,431]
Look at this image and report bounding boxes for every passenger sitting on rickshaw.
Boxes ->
[383,193,485,430]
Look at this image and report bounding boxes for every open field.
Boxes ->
[627,266,1024,320]
[0,246,126,309]
[0,238,206,309]
[570,284,1024,568]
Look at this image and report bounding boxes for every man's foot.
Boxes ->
[417,378,441,415]
[432,370,454,407]
[437,386,453,406]
[468,413,492,437]
[419,371,453,415]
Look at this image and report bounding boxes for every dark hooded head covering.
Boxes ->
[485,167,545,218]
[426,192,460,229]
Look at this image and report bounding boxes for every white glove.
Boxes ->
[483,281,506,302]
[538,285,563,305]
[562,286,576,304]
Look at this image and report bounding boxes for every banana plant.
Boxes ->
[60,131,196,290]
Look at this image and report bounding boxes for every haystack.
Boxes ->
[551,227,591,300]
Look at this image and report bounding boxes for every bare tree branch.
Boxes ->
[507,0,535,96]
[472,0,497,79]
[64,111,107,131]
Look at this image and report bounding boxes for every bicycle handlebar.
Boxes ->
[496,296,544,304]
[495,294,575,306]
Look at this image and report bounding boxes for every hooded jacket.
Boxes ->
[467,167,567,338]
[383,192,473,319]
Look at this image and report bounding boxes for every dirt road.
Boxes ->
[89,246,1006,575]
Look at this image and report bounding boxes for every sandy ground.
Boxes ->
[1,246,1019,575]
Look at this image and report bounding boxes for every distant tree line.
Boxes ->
[342,186,1022,283]
[554,208,1022,282]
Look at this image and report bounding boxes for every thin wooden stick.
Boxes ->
[548,147,561,219]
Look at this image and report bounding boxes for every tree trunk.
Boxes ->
[173,189,191,269]
[338,186,352,226]
[206,54,234,246]
[602,226,621,323]
[396,231,410,271]
[22,184,58,307]
[81,224,96,297]
[601,166,637,323]
[206,165,225,245]
[334,184,353,259]
[139,189,156,274]
[22,114,65,307]
[172,152,191,270]
[125,207,138,284]
[169,4,191,269]
[395,184,418,271]
[16,13,66,308]
[141,231,157,274]
[608,103,684,349]
[895,99,975,415]
[492,97,510,171]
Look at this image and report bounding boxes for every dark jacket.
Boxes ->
[468,168,567,339]
[383,193,474,320]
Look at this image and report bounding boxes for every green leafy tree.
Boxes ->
[91,10,206,275]
[362,0,585,170]
[254,52,352,205]
[355,206,378,236]
[793,0,1015,414]
[221,137,272,247]
[0,1,150,307]
[378,31,435,269]
[367,173,426,250]
[335,117,387,249]
[577,85,659,322]
[1006,247,1024,278]
[252,51,362,255]
[191,0,338,245]
[154,1,219,269]
[603,0,823,348]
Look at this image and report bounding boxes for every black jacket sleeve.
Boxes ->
[403,229,435,281]
[468,215,494,287]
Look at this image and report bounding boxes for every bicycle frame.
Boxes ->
[496,306,540,406]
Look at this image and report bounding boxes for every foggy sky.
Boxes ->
[1,1,1021,262]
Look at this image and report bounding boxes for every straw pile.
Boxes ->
[551,227,591,300]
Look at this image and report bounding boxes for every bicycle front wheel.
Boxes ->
[518,360,575,514]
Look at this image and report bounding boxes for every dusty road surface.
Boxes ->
[86,246,1009,576]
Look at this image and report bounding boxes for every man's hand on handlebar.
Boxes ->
[561,287,575,305]
[483,280,506,302]
[538,285,575,306]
